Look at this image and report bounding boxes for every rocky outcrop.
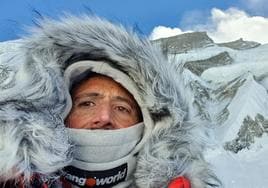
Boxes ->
[218,38,260,50]
[152,32,214,54]
[224,114,268,153]
[183,52,232,76]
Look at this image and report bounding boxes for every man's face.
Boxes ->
[65,75,141,129]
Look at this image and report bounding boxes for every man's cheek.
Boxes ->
[73,116,91,129]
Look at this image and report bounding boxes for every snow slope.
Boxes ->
[216,73,268,142]
[202,61,268,83]
[0,39,22,54]
[204,73,268,188]
[205,141,268,188]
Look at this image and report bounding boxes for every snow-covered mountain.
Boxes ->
[0,39,22,54]
[155,32,268,188]
[1,33,267,187]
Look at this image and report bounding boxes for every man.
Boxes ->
[65,73,142,130]
[0,15,221,187]
[63,70,145,187]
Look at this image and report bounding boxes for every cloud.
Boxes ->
[206,8,268,43]
[149,26,188,40]
[149,8,268,44]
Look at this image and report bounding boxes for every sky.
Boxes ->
[1,0,268,43]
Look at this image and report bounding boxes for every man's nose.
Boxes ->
[92,104,113,129]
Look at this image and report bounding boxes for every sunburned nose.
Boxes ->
[91,104,114,129]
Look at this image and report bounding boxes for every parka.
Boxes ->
[0,15,221,188]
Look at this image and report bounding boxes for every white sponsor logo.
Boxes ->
[65,168,127,187]
[65,173,86,186]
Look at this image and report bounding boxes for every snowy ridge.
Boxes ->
[153,32,214,54]
[202,60,268,83]
[217,38,260,50]
[184,51,232,76]
[0,39,22,54]
[182,69,213,121]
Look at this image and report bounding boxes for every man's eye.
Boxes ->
[115,106,130,113]
[78,101,95,107]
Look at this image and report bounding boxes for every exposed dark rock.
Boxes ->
[152,32,214,55]
[189,80,212,121]
[184,51,232,76]
[224,114,268,153]
[218,38,260,50]
[216,106,229,125]
[212,76,246,101]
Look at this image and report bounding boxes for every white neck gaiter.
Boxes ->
[64,123,144,188]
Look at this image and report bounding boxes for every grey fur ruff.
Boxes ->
[0,15,221,187]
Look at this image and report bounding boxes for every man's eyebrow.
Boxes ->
[73,93,103,100]
[73,93,137,108]
[113,96,136,108]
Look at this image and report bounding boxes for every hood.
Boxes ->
[0,15,221,188]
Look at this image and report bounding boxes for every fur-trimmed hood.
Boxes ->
[0,15,221,188]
